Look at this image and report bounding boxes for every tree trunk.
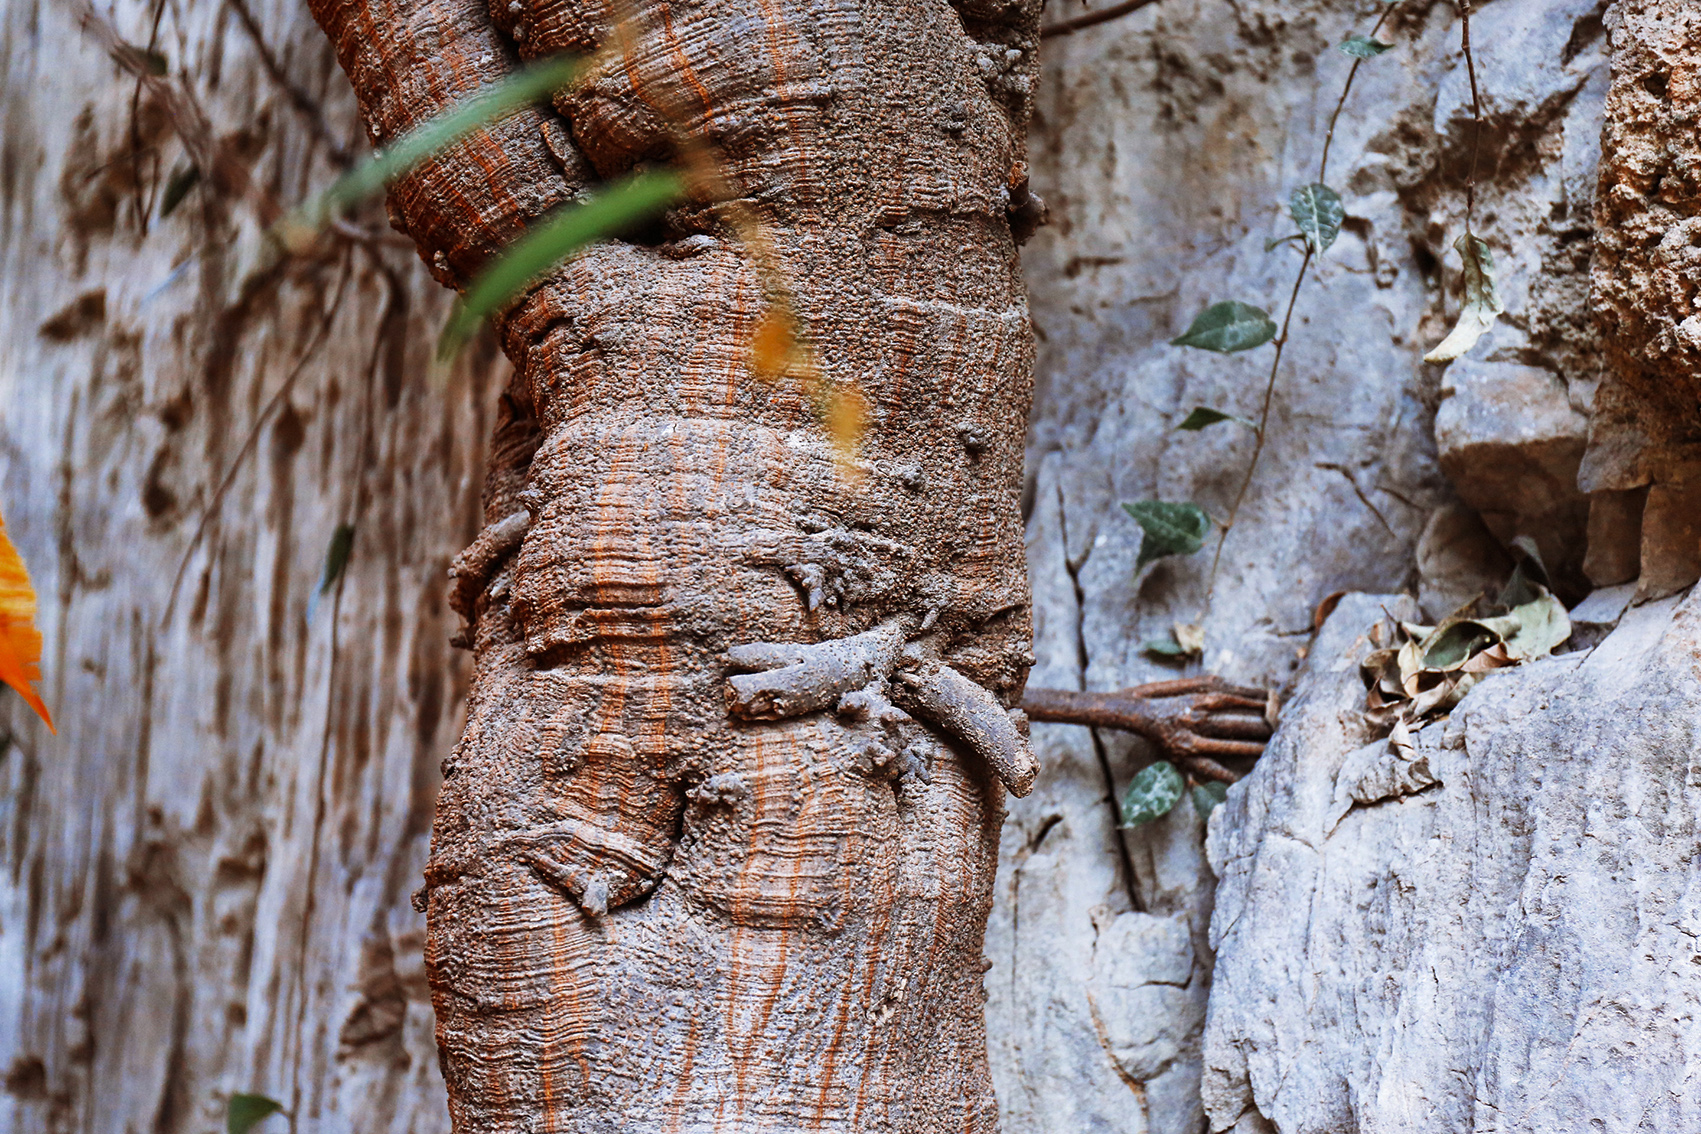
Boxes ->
[306,0,1042,1129]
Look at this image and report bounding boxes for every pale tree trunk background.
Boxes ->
[0,1,495,1130]
[4,1,1699,1133]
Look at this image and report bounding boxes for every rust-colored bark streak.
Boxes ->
[308,0,1041,1127]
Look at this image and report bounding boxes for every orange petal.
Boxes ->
[825,385,869,475]
[0,509,52,733]
[750,304,799,381]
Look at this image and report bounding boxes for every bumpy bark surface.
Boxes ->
[309,0,1043,1127]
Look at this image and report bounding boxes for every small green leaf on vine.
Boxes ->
[227,1094,283,1134]
[1143,636,1188,658]
[1289,183,1344,253]
[1170,301,1276,353]
[1177,406,1255,431]
[1121,761,1186,827]
[1192,780,1229,818]
[1422,233,1503,363]
[1123,501,1212,570]
[1337,35,1393,58]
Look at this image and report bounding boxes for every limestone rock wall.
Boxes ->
[990,1,1631,1131]
[1203,589,1701,1133]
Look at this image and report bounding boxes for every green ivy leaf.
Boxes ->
[1123,501,1212,571]
[1170,301,1276,353]
[318,523,357,595]
[112,44,169,76]
[159,163,201,219]
[1142,636,1188,658]
[1176,406,1255,431]
[1289,183,1344,253]
[1338,35,1393,58]
[1192,780,1229,819]
[438,169,686,358]
[1423,233,1504,363]
[1122,761,1186,827]
[227,1094,282,1134]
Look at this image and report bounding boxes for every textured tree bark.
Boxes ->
[307,0,1044,1127]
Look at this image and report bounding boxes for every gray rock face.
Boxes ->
[1203,590,1701,1133]
[992,1,1616,1130]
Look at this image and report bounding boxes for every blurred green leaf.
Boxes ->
[283,54,585,237]
[112,44,169,76]
[1497,536,1550,607]
[160,163,200,219]
[227,1094,282,1134]
[1192,780,1229,819]
[318,523,356,595]
[1123,500,1212,571]
[437,169,685,358]
[1122,761,1185,827]
[1338,35,1393,58]
[1142,636,1188,658]
[1177,406,1254,431]
[1171,301,1276,353]
[1289,182,1344,253]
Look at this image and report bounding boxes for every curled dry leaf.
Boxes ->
[1361,583,1570,730]
[0,509,52,733]
[1313,589,1348,631]
[1423,233,1504,363]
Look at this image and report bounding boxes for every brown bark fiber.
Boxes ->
[307,0,1043,1127]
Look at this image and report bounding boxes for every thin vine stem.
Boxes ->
[1203,1,1400,599]
[1458,0,1483,231]
[1206,249,1311,595]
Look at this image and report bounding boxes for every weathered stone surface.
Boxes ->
[1434,359,1590,593]
[1203,589,1701,1133]
[995,1,1615,1129]
[1582,486,1648,587]
[1636,478,1701,599]
[1585,0,1701,589]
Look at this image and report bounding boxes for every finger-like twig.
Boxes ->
[1022,683,1274,783]
[891,660,1038,798]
